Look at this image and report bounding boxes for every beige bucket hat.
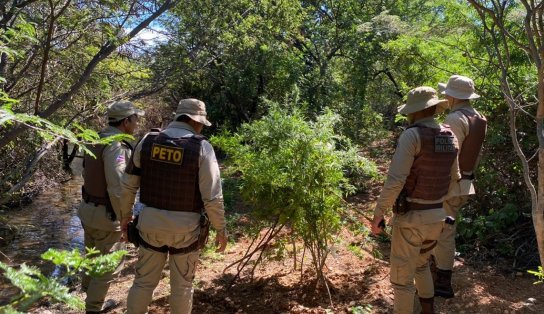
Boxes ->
[107,100,145,122]
[438,75,480,100]
[398,86,449,115]
[174,98,212,126]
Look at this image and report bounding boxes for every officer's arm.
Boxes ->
[451,136,462,182]
[198,140,227,235]
[119,140,143,221]
[373,129,419,217]
[103,142,126,219]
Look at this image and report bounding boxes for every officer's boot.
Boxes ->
[434,268,454,298]
[419,297,434,314]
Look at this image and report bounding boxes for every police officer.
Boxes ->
[432,75,487,298]
[371,87,461,314]
[119,98,227,314]
[78,100,144,313]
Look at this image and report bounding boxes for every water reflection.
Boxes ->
[3,160,85,266]
[0,158,85,304]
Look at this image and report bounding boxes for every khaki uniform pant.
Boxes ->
[127,246,200,314]
[390,222,443,314]
[433,196,469,270]
[82,224,124,312]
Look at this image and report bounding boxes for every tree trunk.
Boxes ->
[0,136,61,205]
[536,144,544,267]
[535,66,544,267]
[0,0,178,150]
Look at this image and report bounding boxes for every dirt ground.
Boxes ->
[29,189,544,314]
[12,143,544,313]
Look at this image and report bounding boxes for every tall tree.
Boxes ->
[468,0,544,267]
[0,0,179,201]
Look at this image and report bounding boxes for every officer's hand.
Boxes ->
[371,215,385,236]
[120,217,132,243]
[214,231,227,253]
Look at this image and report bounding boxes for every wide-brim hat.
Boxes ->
[398,86,449,115]
[107,100,145,122]
[439,75,480,100]
[174,98,212,126]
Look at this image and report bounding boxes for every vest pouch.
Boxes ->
[105,194,116,222]
[127,216,141,247]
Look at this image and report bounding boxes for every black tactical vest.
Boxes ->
[138,132,205,213]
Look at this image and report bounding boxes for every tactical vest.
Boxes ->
[457,108,487,175]
[137,132,205,213]
[82,144,108,201]
[404,125,458,201]
[82,137,132,220]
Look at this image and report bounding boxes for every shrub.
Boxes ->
[212,104,377,292]
[0,247,126,313]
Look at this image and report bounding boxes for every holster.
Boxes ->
[393,188,409,214]
[105,196,117,221]
[127,215,141,247]
[197,213,210,249]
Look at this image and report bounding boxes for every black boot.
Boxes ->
[419,297,434,314]
[434,268,454,298]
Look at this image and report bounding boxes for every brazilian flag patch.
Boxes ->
[150,143,184,165]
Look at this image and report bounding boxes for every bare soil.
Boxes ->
[18,142,544,313]
[31,189,544,314]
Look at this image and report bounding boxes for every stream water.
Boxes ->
[0,159,85,304]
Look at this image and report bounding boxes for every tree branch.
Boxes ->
[0,0,180,150]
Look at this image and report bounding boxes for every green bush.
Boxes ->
[0,247,126,313]
[212,104,377,286]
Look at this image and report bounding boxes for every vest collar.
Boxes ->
[451,100,472,111]
[102,125,124,136]
[410,116,439,128]
[166,121,197,133]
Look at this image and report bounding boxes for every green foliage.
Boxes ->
[0,248,126,312]
[0,104,133,157]
[351,304,373,314]
[212,104,378,282]
[457,203,520,242]
[0,18,38,59]
[527,266,544,285]
[347,244,365,260]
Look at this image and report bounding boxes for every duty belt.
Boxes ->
[82,187,108,206]
[81,187,117,221]
[139,237,201,255]
[407,202,443,211]
[130,214,210,255]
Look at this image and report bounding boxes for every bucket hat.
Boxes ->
[398,86,449,115]
[438,75,480,100]
[174,98,212,126]
[107,101,144,122]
